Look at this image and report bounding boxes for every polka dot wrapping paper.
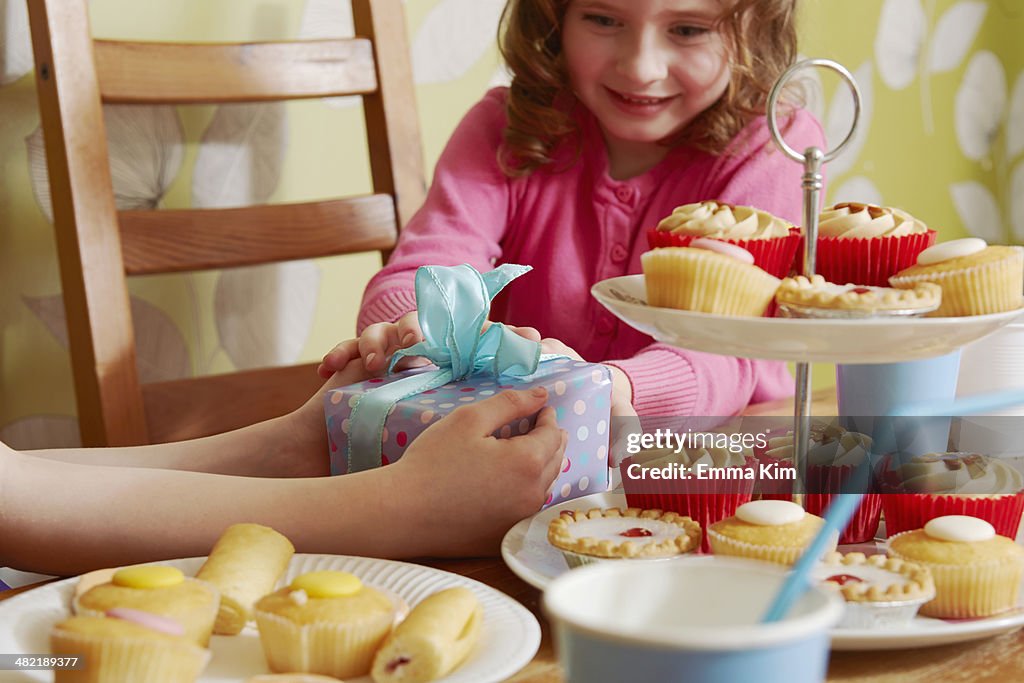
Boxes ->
[325,358,613,508]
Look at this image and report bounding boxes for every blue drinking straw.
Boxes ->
[760,491,864,623]
[887,386,1024,418]
[760,458,872,624]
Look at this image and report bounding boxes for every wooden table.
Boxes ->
[3,389,1022,681]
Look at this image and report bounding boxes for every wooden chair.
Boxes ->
[27,0,425,446]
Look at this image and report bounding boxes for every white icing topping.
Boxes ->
[288,588,309,606]
[891,452,1023,494]
[763,423,871,467]
[916,238,987,265]
[656,201,792,239]
[634,444,748,469]
[924,515,995,543]
[565,517,686,544]
[811,564,913,591]
[736,499,805,526]
[818,203,928,238]
[690,238,755,264]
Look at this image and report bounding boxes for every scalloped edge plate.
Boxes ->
[0,554,540,682]
[502,492,1024,651]
[592,275,1024,363]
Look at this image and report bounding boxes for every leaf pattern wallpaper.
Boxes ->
[0,0,1023,448]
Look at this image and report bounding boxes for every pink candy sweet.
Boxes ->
[689,237,756,264]
[106,607,185,637]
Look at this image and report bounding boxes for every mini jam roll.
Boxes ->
[196,523,295,635]
[371,587,482,683]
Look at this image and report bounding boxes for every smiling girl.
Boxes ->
[325,0,822,419]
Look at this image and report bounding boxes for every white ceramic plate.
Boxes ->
[0,554,540,682]
[591,275,1024,363]
[502,492,1024,651]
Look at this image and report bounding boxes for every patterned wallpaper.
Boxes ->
[0,0,1022,448]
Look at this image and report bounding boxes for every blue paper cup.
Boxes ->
[836,350,961,457]
[543,558,843,683]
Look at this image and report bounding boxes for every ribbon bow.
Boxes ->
[345,263,543,472]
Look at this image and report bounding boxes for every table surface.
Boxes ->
[2,389,1022,682]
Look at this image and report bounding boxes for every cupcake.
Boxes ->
[756,421,882,543]
[51,608,210,683]
[888,238,1024,316]
[774,274,941,318]
[707,499,835,565]
[74,566,219,647]
[813,551,935,628]
[647,200,801,277]
[642,239,781,316]
[813,202,936,287]
[876,451,1024,538]
[546,507,701,568]
[621,442,756,552]
[253,570,396,679]
[888,516,1024,618]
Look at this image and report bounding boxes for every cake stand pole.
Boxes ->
[767,59,862,498]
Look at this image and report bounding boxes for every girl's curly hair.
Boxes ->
[497,0,799,177]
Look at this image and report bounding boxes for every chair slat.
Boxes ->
[119,196,397,274]
[95,39,377,104]
[142,364,325,443]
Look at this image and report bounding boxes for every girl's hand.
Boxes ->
[317,314,545,379]
[537,337,635,419]
[317,311,425,379]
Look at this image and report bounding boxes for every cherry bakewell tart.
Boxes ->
[775,274,940,318]
[547,507,701,568]
[814,551,935,628]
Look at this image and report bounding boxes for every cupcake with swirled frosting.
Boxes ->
[889,238,1024,316]
[877,451,1024,539]
[621,441,757,552]
[755,421,882,543]
[647,200,801,277]
[812,202,936,287]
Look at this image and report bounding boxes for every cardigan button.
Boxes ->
[610,243,629,263]
[614,186,633,202]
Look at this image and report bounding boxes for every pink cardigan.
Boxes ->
[359,88,825,416]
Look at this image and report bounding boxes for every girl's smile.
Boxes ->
[563,0,731,178]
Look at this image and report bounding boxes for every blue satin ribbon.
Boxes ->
[345,263,544,472]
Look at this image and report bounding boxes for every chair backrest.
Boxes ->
[27,0,425,446]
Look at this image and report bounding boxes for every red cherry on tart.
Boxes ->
[620,527,654,538]
[826,574,863,586]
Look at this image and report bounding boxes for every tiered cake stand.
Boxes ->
[592,59,1024,493]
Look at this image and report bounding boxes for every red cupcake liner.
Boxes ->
[645,227,802,279]
[752,453,882,543]
[880,492,1024,539]
[806,230,937,287]
[621,456,756,552]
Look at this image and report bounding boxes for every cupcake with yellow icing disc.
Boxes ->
[253,570,397,679]
[73,565,219,647]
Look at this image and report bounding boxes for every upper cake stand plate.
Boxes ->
[592,275,1024,364]
[501,492,1024,651]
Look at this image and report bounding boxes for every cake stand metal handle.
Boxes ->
[766,59,862,497]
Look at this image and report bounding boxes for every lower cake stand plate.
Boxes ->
[501,492,1024,651]
[591,275,1024,364]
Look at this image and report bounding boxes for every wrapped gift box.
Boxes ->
[325,358,612,507]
